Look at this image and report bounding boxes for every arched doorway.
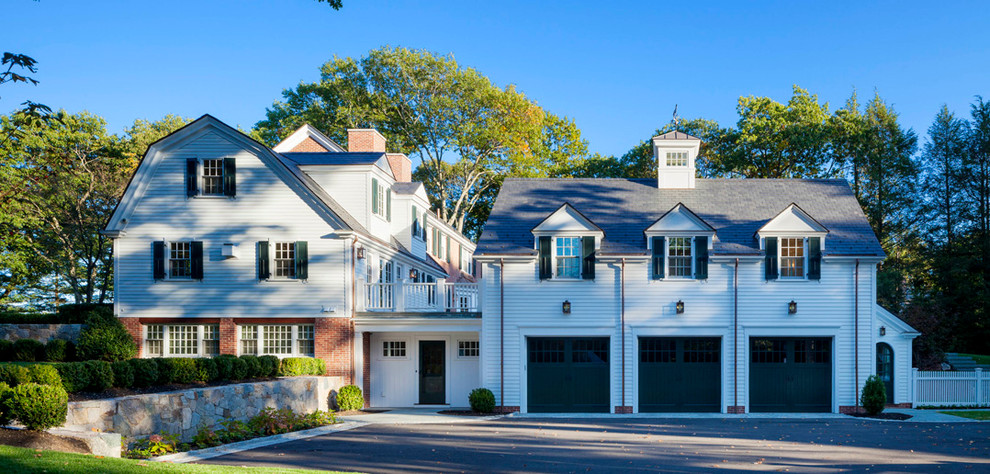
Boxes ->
[876,343,894,404]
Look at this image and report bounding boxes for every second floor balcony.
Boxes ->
[359,281,481,314]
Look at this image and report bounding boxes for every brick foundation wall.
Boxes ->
[727,406,746,414]
[839,406,863,414]
[495,406,520,414]
[121,318,142,356]
[219,318,237,355]
[614,406,633,414]
[315,317,353,381]
[888,403,912,408]
[362,332,371,405]
[290,137,330,152]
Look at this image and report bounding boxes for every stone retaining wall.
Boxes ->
[64,376,346,442]
[0,323,83,342]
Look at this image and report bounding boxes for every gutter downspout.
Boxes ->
[350,236,358,384]
[855,259,860,410]
[500,258,505,410]
[621,258,626,413]
[734,258,739,412]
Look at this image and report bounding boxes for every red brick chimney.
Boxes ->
[347,129,387,153]
[386,153,412,182]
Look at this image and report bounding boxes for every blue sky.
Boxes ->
[5,0,990,157]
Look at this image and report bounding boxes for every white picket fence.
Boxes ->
[912,368,990,407]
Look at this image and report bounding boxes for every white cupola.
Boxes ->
[653,131,701,189]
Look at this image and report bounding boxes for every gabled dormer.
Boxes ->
[645,203,713,280]
[532,204,603,281]
[757,204,828,281]
[653,131,700,189]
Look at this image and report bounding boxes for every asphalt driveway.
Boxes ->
[200,417,990,473]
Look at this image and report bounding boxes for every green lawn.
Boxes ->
[0,445,344,474]
[939,410,990,420]
[959,353,990,365]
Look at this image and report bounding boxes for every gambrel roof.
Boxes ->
[476,178,884,258]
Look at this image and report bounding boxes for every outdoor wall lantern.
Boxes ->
[675,300,685,314]
[409,268,419,280]
[356,247,366,259]
[788,300,798,314]
[562,300,571,314]
[880,326,886,336]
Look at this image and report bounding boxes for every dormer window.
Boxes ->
[532,204,602,281]
[666,237,693,277]
[554,237,582,279]
[646,203,714,281]
[758,204,827,281]
[779,238,806,278]
[665,151,688,167]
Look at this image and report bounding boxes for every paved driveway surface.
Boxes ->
[200,418,990,473]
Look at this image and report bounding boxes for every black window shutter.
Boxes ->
[386,189,392,222]
[186,159,198,197]
[765,237,779,280]
[257,241,270,280]
[694,236,709,280]
[412,205,419,237]
[295,241,308,280]
[808,237,822,280]
[191,241,204,280]
[581,236,596,280]
[153,241,166,280]
[371,178,379,214]
[538,236,552,280]
[651,236,665,279]
[446,235,451,262]
[223,158,236,197]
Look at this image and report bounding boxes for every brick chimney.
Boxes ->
[347,129,387,153]
[386,153,412,182]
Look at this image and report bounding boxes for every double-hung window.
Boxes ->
[274,242,296,279]
[146,325,164,357]
[297,325,315,356]
[169,242,192,279]
[202,159,225,195]
[186,157,234,197]
[239,324,313,357]
[779,238,806,278]
[240,325,259,355]
[554,237,582,279]
[667,237,693,278]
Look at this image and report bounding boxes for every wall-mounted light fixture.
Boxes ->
[675,300,685,314]
[788,300,797,315]
[880,326,886,336]
[356,247,365,259]
[562,300,571,314]
[409,268,419,280]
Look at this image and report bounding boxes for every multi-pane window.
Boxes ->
[168,325,199,356]
[146,325,164,357]
[263,325,293,355]
[780,238,805,278]
[274,242,296,278]
[751,339,787,363]
[572,339,608,364]
[203,324,220,356]
[640,338,676,363]
[297,325,315,356]
[683,339,719,363]
[555,237,581,279]
[383,341,406,358]
[240,325,258,355]
[458,341,479,358]
[667,237,692,277]
[202,159,225,195]
[374,181,387,218]
[169,242,192,278]
[795,339,830,364]
[666,151,688,167]
[528,339,565,363]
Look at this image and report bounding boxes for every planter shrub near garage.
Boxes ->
[862,375,887,415]
[336,385,363,411]
[278,357,325,377]
[469,388,496,413]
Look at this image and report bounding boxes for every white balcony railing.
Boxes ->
[361,281,480,313]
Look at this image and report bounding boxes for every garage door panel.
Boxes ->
[528,337,609,413]
[639,337,721,413]
[750,337,831,413]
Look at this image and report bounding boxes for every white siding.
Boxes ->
[369,332,479,407]
[304,168,369,230]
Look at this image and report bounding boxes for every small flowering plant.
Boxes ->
[125,432,180,458]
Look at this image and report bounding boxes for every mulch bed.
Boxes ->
[846,412,913,420]
[0,428,90,454]
[68,377,279,402]
[437,410,497,416]
[335,409,391,416]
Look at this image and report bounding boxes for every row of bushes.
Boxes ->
[0,339,76,363]
[0,303,112,325]
[0,306,137,363]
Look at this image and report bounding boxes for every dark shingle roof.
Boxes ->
[281,152,385,166]
[476,178,884,258]
[654,130,700,140]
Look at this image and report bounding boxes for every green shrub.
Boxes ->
[8,382,68,430]
[278,357,325,377]
[26,365,62,387]
[336,385,363,411]
[214,355,235,381]
[862,374,887,416]
[13,339,44,362]
[153,358,172,385]
[157,358,199,384]
[469,388,496,413]
[129,358,159,388]
[43,339,72,362]
[111,360,135,388]
[84,360,114,391]
[0,364,30,387]
[54,362,90,392]
[0,340,13,361]
[239,355,261,378]
[195,358,218,382]
[230,357,248,380]
[56,304,113,323]
[75,313,137,362]
[258,355,279,377]
[0,382,12,425]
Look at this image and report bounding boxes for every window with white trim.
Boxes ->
[202,159,225,195]
[373,181,387,218]
[240,325,258,355]
[263,325,293,355]
[666,151,688,167]
[274,242,296,279]
[554,237,582,279]
[382,341,406,358]
[458,341,479,358]
[780,237,806,278]
[145,324,229,358]
[146,325,164,357]
[667,237,693,278]
[168,325,199,356]
[169,242,192,279]
[297,325,315,356]
[203,324,220,356]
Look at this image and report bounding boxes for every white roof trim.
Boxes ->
[876,304,920,337]
[532,203,604,235]
[273,124,345,153]
[645,203,715,234]
[758,203,829,235]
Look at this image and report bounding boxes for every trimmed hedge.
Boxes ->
[195,357,219,382]
[75,311,136,362]
[83,360,113,391]
[26,365,62,387]
[0,365,30,387]
[469,388,496,413]
[336,385,363,411]
[54,362,90,392]
[230,357,249,380]
[0,303,111,325]
[278,357,325,377]
[0,340,12,361]
[13,339,44,362]
[0,382,12,425]
[215,355,235,381]
[239,355,261,378]
[129,358,158,388]
[259,355,279,377]
[111,360,135,388]
[7,383,68,430]
[44,339,74,362]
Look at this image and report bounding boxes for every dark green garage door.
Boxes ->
[527,337,609,413]
[750,338,832,413]
[639,337,721,412]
